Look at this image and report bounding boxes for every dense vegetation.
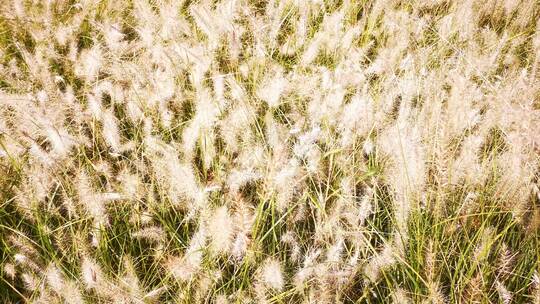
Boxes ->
[0,0,539,303]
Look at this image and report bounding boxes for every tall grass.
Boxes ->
[0,0,539,303]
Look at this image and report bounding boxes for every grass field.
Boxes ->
[0,0,539,303]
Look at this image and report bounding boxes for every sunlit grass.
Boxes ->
[0,0,539,303]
